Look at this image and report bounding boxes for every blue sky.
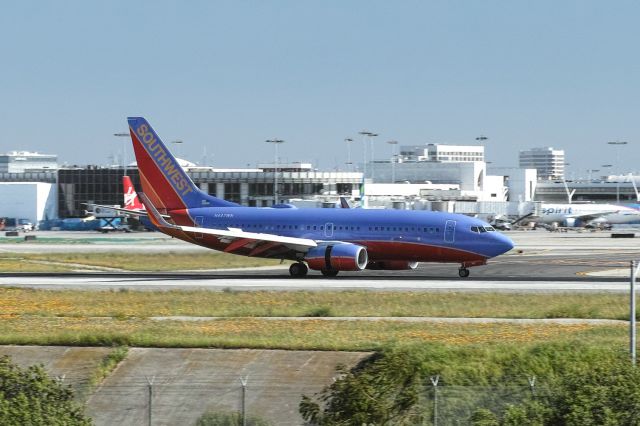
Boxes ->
[1,1,638,176]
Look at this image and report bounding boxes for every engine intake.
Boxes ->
[306,244,368,271]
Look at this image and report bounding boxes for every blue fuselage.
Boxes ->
[172,207,514,264]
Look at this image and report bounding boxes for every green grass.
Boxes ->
[88,346,128,387]
[0,288,633,320]
[0,288,633,350]
[0,316,625,351]
[0,251,284,272]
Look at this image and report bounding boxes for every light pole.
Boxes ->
[601,164,614,201]
[359,131,371,180]
[387,140,398,183]
[171,140,184,161]
[608,141,628,203]
[345,138,354,171]
[476,136,488,164]
[113,133,129,175]
[265,138,285,204]
[369,133,378,182]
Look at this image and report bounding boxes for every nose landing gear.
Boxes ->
[458,267,470,278]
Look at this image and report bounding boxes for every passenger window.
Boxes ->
[320,226,324,230]
[313,226,317,230]
[306,225,310,230]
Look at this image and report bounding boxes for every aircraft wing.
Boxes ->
[511,212,535,225]
[82,203,172,219]
[565,211,622,223]
[139,193,318,255]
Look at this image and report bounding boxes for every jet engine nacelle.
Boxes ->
[366,261,419,270]
[306,243,368,271]
[562,218,583,227]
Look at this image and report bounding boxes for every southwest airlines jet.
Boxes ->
[126,117,513,278]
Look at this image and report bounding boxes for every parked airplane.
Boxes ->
[123,176,144,211]
[521,203,640,229]
[124,117,513,277]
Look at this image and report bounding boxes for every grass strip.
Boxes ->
[0,252,284,272]
[0,316,626,351]
[0,288,633,320]
[88,346,128,387]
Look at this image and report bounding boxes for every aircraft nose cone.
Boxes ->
[497,233,515,255]
[483,232,514,258]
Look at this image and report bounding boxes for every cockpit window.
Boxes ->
[472,226,495,233]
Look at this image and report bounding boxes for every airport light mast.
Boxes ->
[170,140,184,163]
[265,138,285,205]
[607,141,628,203]
[114,132,129,174]
[369,133,378,182]
[359,131,371,181]
[387,140,398,183]
[345,138,354,172]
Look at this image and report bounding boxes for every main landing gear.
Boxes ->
[289,262,308,277]
[458,267,470,278]
[321,269,339,277]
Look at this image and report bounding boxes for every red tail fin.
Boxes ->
[127,117,238,211]
[123,176,144,210]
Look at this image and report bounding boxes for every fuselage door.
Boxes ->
[444,220,456,243]
[324,222,334,238]
[195,216,204,239]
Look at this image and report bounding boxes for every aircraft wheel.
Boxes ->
[458,268,470,278]
[289,262,308,277]
[321,269,339,277]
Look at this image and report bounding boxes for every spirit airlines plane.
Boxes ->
[528,203,640,228]
[126,117,513,278]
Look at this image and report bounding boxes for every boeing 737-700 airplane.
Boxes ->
[125,117,513,277]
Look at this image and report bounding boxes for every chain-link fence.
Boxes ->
[421,385,544,426]
[74,376,548,426]
[83,376,321,426]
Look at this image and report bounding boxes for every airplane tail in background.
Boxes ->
[127,117,238,211]
[123,176,144,210]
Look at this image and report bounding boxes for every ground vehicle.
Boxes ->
[0,218,35,232]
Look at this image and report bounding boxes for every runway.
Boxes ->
[0,273,630,292]
[0,251,633,292]
[0,230,638,292]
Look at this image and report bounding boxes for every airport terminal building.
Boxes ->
[0,164,362,220]
[4,143,637,225]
